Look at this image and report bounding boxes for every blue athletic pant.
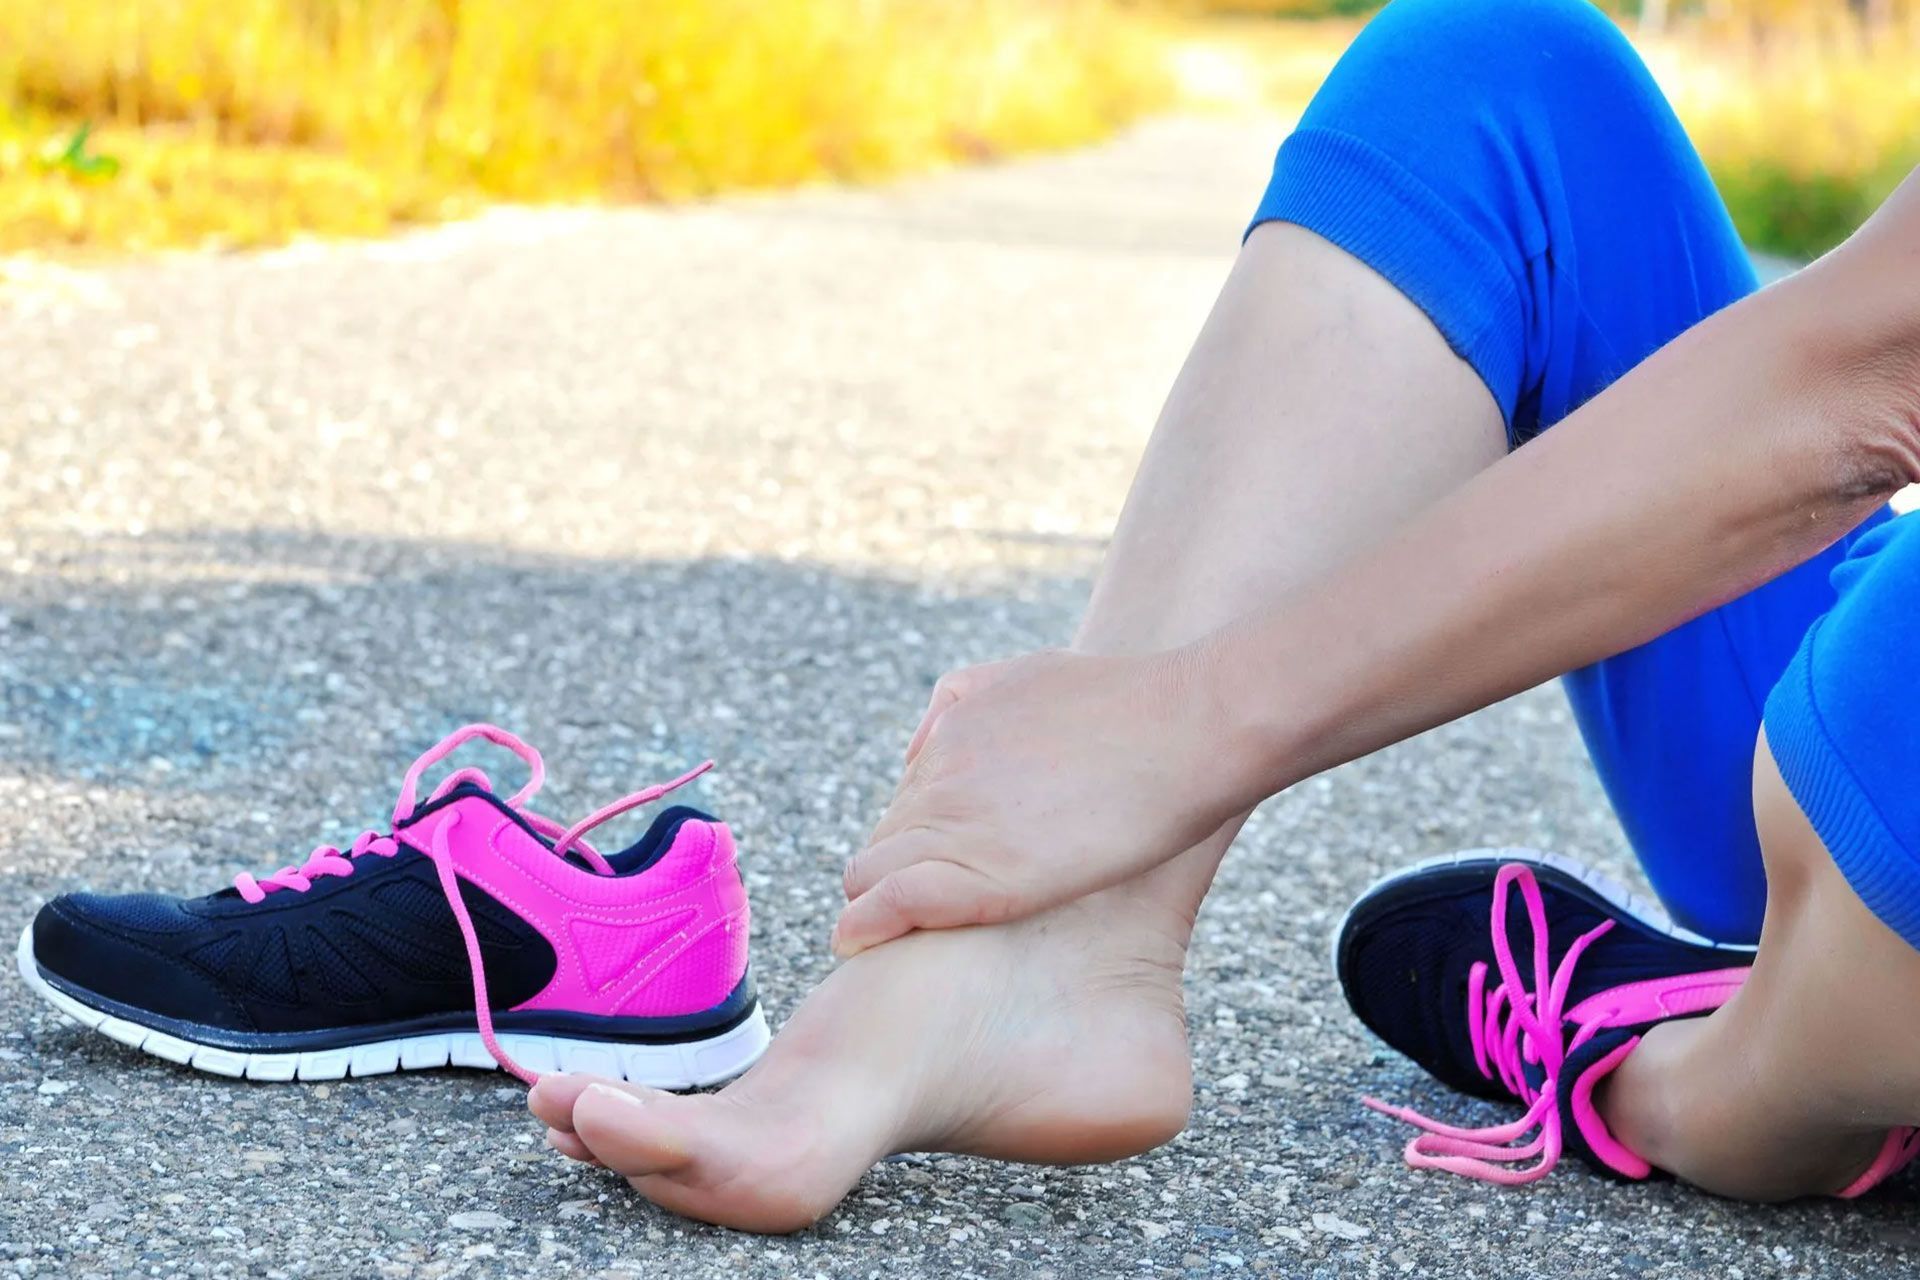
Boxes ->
[1250,0,1900,944]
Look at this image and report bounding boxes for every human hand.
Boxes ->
[833,644,1259,956]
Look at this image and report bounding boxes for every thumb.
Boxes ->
[830,861,1014,958]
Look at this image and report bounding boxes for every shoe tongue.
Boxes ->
[426,767,496,805]
[392,768,500,832]
[1519,1050,1550,1099]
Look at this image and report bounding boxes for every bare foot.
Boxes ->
[527,885,1195,1232]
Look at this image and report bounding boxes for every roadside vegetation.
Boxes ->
[2,0,1911,259]
[0,0,1170,254]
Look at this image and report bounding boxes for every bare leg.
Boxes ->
[1598,730,1920,1200]
[1080,224,1503,922]
[526,224,1506,1232]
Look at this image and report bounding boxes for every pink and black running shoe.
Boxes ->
[18,724,769,1088]
[1337,854,1919,1194]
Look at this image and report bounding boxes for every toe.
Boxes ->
[570,1083,698,1177]
[625,1170,830,1235]
[545,1127,600,1164]
[527,1072,609,1133]
[570,1072,884,1233]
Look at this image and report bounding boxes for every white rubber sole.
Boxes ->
[16,925,770,1087]
[1329,845,1755,978]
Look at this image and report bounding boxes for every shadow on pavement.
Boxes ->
[0,522,1087,908]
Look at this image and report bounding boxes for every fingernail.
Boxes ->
[585,1083,648,1110]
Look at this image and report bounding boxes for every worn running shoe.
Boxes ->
[1344,859,1920,1194]
[18,724,768,1087]
[1334,848,1752,1100]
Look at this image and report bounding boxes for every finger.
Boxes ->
[831,860,1017,957]
[869,755,934,848]
[904,680,962,765]
[869,746,964,851]
[570,1082,698,1178]
[842,827,944,902]
[904,661,1004,765]
[545,1127,601,1165]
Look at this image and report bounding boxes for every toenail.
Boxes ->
[585,1083,649,1109]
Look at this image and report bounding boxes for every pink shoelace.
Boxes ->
[1361,864,1618,1186]
[1838,1127,1920,1199]
[1361,864,1920,1197]
[232,724,711,1085]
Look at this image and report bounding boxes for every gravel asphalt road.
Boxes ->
[2,117,1914,1279]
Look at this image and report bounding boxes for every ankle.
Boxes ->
[1110,821,1244,946]
[1598,1018,1884,1200]
[1593,1018,1763,1189]
[1592,1018,1699,1176]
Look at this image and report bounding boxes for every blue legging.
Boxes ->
[1250,0,1893,942]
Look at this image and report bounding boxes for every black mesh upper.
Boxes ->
[302,927,378,1002]
[29,790,728,1041]
[30,790,572,1035]
[1335,858,1753,1101]
[67,892,201,933]
[247,930,301,1003]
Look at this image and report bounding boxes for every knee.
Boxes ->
[1308,0,1655,135]
[1364,0,1632,76]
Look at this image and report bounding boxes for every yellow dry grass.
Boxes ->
[6,2,1912,261]
[0,0,1172,255]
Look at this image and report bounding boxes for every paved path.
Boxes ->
[1,118,1911,1279]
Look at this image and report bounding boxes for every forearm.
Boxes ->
[1202,203,1920,802]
